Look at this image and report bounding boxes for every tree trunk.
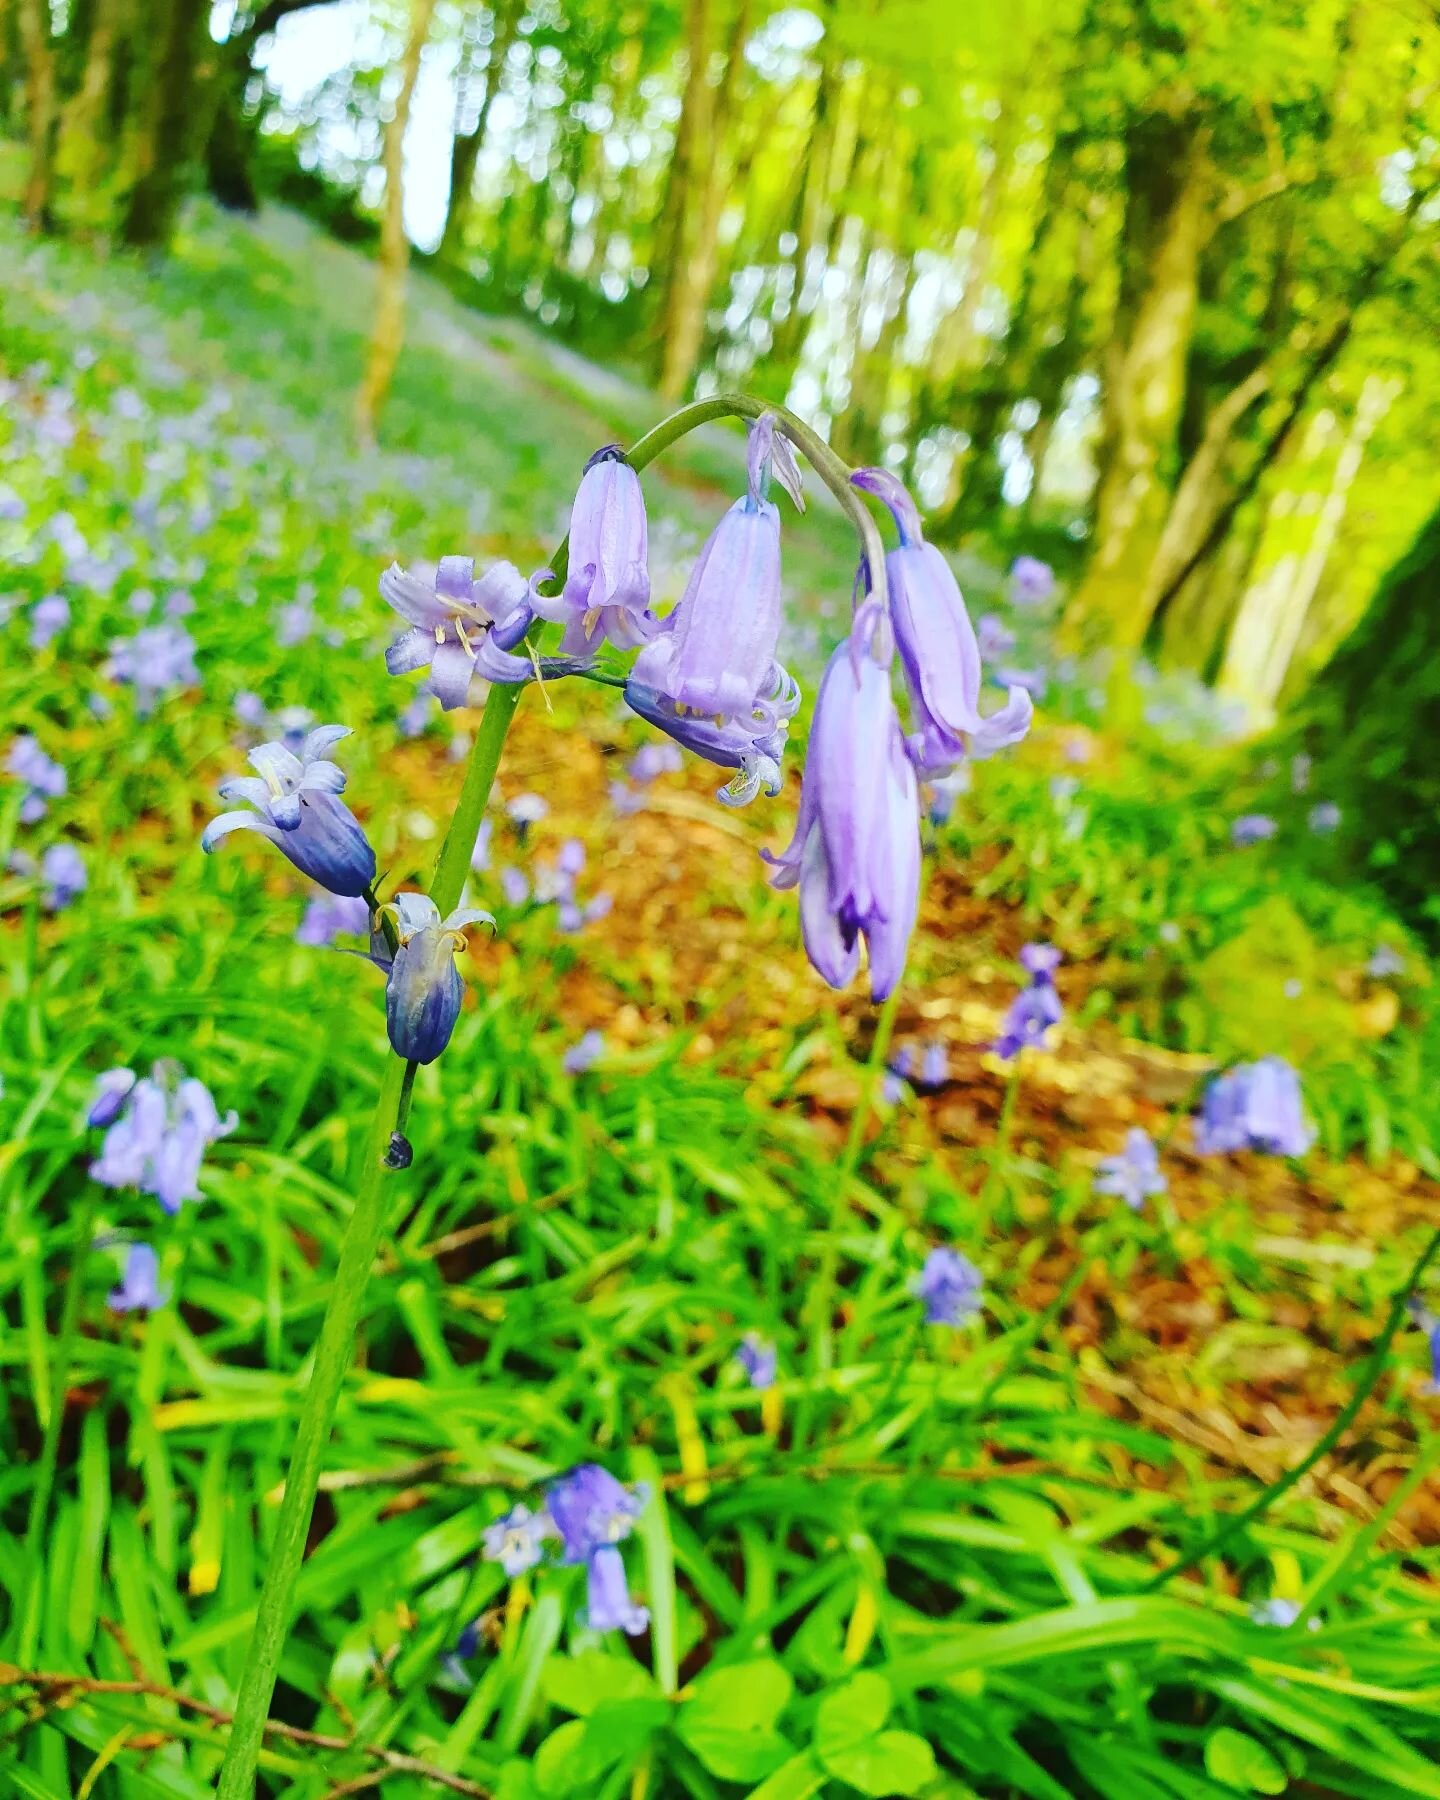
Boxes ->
[56,0,126,223]
[438,0,521,267]
[767,0,841,373]
[17,0,57,229]
[355,0,439,441]
[1062,123,1210,648]
[118,0,213,248]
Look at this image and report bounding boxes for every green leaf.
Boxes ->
[1204,1728,1288,1795]
[820,1728,937,1797]
[814,1671,892,1760]
[543,1649,660,1717]
[681,1723,795,1782]
[687,1657,793,1731]
[747,1752,831,1800]
[533,1720,607,1797]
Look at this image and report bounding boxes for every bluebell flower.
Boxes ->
[482,1502,556,1576]
[276,597,316,646]
[295,893,372,947]
[557,838,586,878]
[87,1068,137,1129]
[851,468,1032,775]
[628,743,683,785]
[202,727,377,898]
[31,593,69,649]
[531,447,653,654]
[912,1247,984,1326]
[736,1332,777,1389]
[164,590,196,619]
[90,1063,235,1213]
[376,893,493,1065]
[926,766,971,826]
[1369,943,1404,978]
[1250,1598,1302,1628]
[0,484,25,521]
[1406,1298,1440,1395]
[499,867,529,907]
[630,417,785,721]
[1094,1127,1166,1211]
[380,555,532,709]
[470,817,493,874]
[624,662,800,807]
[106,622,199,711]
[976,613,1015,661]
[1308,801,1341,834]
[765,607,919,999]
[9,736,66,823]
[1193,1057,1312,1157]
[547,1464,646,1565]
[585,1545,650,1636]
[563,1030,605,1074]
[1231,814,1277,846]
[397,693,436,739]
[41,843,86,911]
[1009,556,1055,606]
[234,691,268,728]
[109,1243,165,1313]
[993,943,1063,1059]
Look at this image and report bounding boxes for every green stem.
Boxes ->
[1142,1224,1440,1593]
[215,683,523,1799]
[15,1185,101,1663]
[981,1059,1024,1218]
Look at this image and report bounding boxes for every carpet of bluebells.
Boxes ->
[5,199,1440,1799]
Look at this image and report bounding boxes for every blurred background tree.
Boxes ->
[4,0,1437,715]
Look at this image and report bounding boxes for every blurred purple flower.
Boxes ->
[557,838,586,877]
[736,1332,777,1389]
[203,727,376,898]
[1094,1127,1166,1211]
[234,691,267,728]
[1308,802,1341,834]
[547,1464,646,1564]
[1406,1298,1440,1395]
[586,1545,650,1636]
[482,1502,555,1577]
[993,943,1063,1059]
[499,867,529,907]
[31,594,69,649]
[918,1041,948,1090]
[106,622,199,712]
[531,447,652,654]
[9,736,66,823]
[1369,943,1404,978]
[88,1068,137,1129]
[109,1243,166,1313]
[381,555,532,709]
[295,893,371,947]
[1231,814,1277,846]
[926,765,971,826]
[765,609,919,1000]
[1193,1057,1312,1157]
[470,817,493,873]
[563,1030,605,1074]
[1251,1599,1303,1629]
[1290,753,1312,794]
[41,842,86,910]
[976,613,1015,661]
[507,792,548,830]
[90,1063,236,1214]
[912,1247,984,1326]
[851,468,1032,776]
[1010,555,1055,606]
[628,743,683,785]
[398,693,436,739]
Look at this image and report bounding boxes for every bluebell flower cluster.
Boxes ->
[480,1465,649,1637]
[735,1332,778,1389]
[1009,556,1056,607]
[562,1029,606,1075]
[9,735,67,823]
[912,1248,984,1326]
[1231,814,1277,847]
[105,621,199,712]
[1094,1127,1167,1211]
[994,944,1063,1059]
[1194,1057,1312,1157]
[89,1061,236,1215]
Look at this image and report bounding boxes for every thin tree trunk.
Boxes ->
[118,0,213,247]
[1062,127,1211,648]
[438,0,522,267]
[651,0,713,340]
[767,0,840,371]
[355,0,439,442]
[56,0,126,225]
[17,0,57,229]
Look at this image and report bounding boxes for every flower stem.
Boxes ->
[15,1184,100,1664]
[1141,1224,1440,1593]
[215,681,524,1799]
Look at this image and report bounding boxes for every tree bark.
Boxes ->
[17,0,57,229]
[56,0,128,223]
[1061,122,1210,648]
[355,0,439,441]
[118,0,213,247]
[438,0,522,267]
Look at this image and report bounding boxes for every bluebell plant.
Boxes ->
[994,944,1064,1059]
[1094,1127,1167,1212]
[205,393,1032,1796]
[1194,1057,1313,1158]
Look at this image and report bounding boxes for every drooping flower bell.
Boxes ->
[109,1243,166,1313]
[1193,1057,1312,1157]
[629,416,786,721]
[1093,1127,1167,1211]
[851,467,1033,776]
[735,1332,777,1390]
[380,556,533,709]
[993,943,1063,1059]
[1406,1298,1440,1396]
[765,605,920,1000]
[530,447,653,654]
[546,1463,646,1565]
[624,661,800,807]
[373,891,493,1065]
[89,1062,236,1214]
[482,1502,556,1577]
[585,1544,650,1636]
[202,726,377,898]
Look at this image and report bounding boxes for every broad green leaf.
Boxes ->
[814,1671,892,1759]
[543,1649,660,1717]
[819,1727,938,1797]
[748,1752,831,1800]
[685,1657,793,1732]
